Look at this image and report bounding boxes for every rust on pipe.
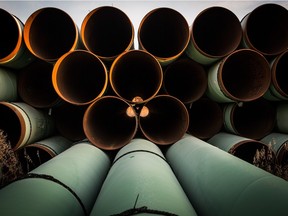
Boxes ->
[110,50,163,104]
[81,6,134,62]
[187,97,223,140]
[18,59,61,108]
[83,96,138,150]
[52,50,108,106]
[24,7,81,62]
[241,3,288,56]
[163,57,207,104]
[138,7,190,65]
[139,95,189,145]
[186,6,242,65]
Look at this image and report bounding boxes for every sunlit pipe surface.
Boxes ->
[0,67,18,101]
[223,98,276,140]
[186,6,242,65]
[0,8,34,69]
[18,59,61,108]
[241,3,288,56]
[208,132,269,164]
[163,57,207,104]
[0,102,55,150]
[110,50,163,104]
[138,7,190,66]
[24,7,82,63]
[139,95,189,145]
[90,138,197,216]
[0,142,111,216]
[206,49,271,103]
[81,6,134,62]
[166,134,288,216]
[276,102,288,134]
[83,96,138,150]
[52,50,108,106]
[187,97,223,140]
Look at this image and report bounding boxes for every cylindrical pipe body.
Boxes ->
[83,96,138,150]
[166,134,288,216]
[0,102,55,150]
[0,8,34,69]
[24,7,82,63]
[81,6,134,62]
[241,3,288,56]
[206,49,271,103]
[110,50,163,104]
[138,7,190,66]
[223,98,276,140]
[186,6,242,65]
[163,57,207,104]
[0,67,18,101]
[276,102,288,133]
[90,138,197,216]
[52,50,108,105]
[139,95,189,145]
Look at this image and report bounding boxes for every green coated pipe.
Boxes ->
[0,142,111,216]
[165,134,288,216]
[276,102,288,133]
[90,138,197,216]
[0,67,18,101]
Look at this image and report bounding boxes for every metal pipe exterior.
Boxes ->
[81,6,134,62]
[110,50,163,104]
[52,50,108,106]
[276,102,288,133]
[241,3,288,56]
[206,49,271,103]
[163,57,207,104]
[139,95,189,145]
[0,67,18,101]
[0,8,34,69]
[23,7,82,63]
[186,6,242,65]
[223,98,276,140]
[165,134,288,216]
[90,138,197,216]
[0,102,55,150]
[83,96,138,150]
[138,7,190,66]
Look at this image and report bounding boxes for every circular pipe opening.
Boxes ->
[219,49,271,102]
[52,50,108,105]
[138,7,190,61]
[83,96,138,150]
[139,95,189,145]
[191,6,242,58]
[24,7,79,62]
[110,50,163,103]
[81,6,134,61]
[163,58,207,104]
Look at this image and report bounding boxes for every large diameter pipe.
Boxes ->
[81,6,134,62]
[223,98,276,140]
[208,132,269,164]
[0,67,18,101]
[0,8,34,69]
[186,6,242,65]
[276,102,288,133]
[206,49,271,103]
[165,134,288,216]
[0,102,55,150]
[90,138,197,216]
[163,57,207,104]
[23,7,82,63]
[110,50,163,104]
[139,95,189,145]
[138,7,190,66]
[18,59,61,108]
[52,50,108,106]
[83,96,138,150]
[0,142,111,216]
[241,3,288,56]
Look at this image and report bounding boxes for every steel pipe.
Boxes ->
[138,7,190,66]
[0,67,17,101]
[276,102,288,134]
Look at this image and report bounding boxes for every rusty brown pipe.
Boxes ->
[83,96,138,150]
[81,6,134,62]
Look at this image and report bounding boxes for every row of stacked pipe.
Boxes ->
[0,3,288,215]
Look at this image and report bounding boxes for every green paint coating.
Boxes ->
[276,103,288,133]
[0,68,17,101]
